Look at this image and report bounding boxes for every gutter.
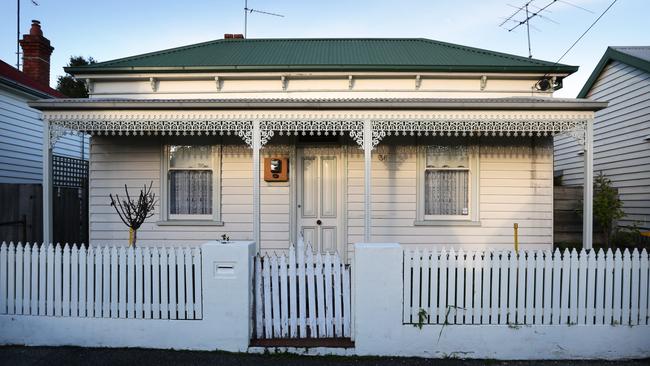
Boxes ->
[0,77,58,100]
[65,64,580,75]
[28,98,609,112]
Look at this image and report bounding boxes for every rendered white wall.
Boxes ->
[2,240,649,359]
[353,242,650,360]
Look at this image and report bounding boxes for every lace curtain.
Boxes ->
[168,145,213,215]
[169,170,213,215]
[424,145,469,216]
[425,170,468,215]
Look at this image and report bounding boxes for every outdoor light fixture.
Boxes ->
[535,76,562,91]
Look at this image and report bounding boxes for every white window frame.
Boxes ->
[416,143,479,223]
[160,144,221,223]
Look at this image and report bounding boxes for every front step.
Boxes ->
[250,338,354,348]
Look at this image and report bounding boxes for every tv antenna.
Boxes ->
[16,0,40,69]
[499,0,592,59]
[244,0,284,38]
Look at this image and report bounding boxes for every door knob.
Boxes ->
[316,219,322,225]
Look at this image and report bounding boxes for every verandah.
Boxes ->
[36,98,602,251]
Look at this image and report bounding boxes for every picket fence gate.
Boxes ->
[0,242,203,320]
[254,236,351,339]
[403,248,650,326]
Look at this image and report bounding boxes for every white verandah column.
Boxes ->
[252,120,261,251]
[583,120,594,250]
[42,118,53,243]
[363,119,372,242]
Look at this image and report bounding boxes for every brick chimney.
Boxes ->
[19,20,54,87]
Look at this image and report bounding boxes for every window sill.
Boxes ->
[156,220,224,227]
[414,220,482,227]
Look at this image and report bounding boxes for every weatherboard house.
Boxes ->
[31,37,606,256]
[555,46,650,231]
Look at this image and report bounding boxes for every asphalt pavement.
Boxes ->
[0,346,648,366]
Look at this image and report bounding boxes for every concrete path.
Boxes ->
[1,346,648,366]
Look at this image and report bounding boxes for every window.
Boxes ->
[417,143,478,222]
[163,145,220,221]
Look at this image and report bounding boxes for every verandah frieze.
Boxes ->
[45,114,589,149]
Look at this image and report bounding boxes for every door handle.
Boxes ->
[316,219,322,225]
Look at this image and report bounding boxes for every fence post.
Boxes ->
[354,243,402,355]
[200,240,255,352]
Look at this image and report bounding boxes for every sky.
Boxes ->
[0,0,647,97]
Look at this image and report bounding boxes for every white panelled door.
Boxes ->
[297,148,343,255]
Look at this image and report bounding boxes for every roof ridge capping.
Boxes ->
[66,38,578,75]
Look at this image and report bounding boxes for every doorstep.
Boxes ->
[249,338,355,348]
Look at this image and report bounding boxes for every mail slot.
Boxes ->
[264,157,289,182]
[214,262,236,278]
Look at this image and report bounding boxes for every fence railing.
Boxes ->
[0,242,202,320]
[254,237,351,339]
[403,248,649,326]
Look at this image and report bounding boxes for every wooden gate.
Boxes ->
[253,235,352,343]
[52,155,88,244]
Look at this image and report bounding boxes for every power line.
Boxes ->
[552,0,618,67]
[537,0,619,90]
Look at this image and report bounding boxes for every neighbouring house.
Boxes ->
[555,46,650,232]
[0,20,89,242]
[29,36,606,256]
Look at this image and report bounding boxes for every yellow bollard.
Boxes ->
[514,223,519,253]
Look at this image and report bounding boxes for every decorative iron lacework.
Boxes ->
[47,116,588,149]
[370,119,588,147]
[47,117,254,147]
[259,119,364,147]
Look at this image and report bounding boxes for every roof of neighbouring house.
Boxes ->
[65,38,578,75]
[0,59,65,98]
[578,46,650,98]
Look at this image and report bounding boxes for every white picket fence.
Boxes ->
[403,248,650,326]
[254,237,351,339]
[0,242,202,320]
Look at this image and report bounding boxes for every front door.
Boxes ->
[297,147,343,255]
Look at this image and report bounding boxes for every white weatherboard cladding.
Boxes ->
[554,60,650,229]
[347,137,554,253]
[86,73,554,100]
[0,89,88,183]
[89,136,553,252]
[89,138,291,248]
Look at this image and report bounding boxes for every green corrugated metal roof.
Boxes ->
[67,38,578,74]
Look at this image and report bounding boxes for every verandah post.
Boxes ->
[252,119,261,251]
[583,120,594,250]
[363,119,372,242]
[42,117,53,244]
